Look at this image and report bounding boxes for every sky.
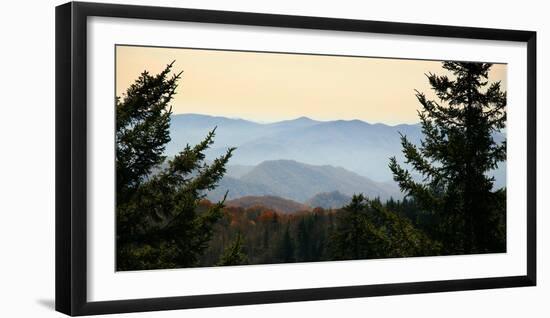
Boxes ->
[116,45,507,125]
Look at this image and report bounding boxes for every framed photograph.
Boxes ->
[55,1,536,316]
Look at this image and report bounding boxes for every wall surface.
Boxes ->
[0,0,547,316]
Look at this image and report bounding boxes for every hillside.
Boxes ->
[306,191,352,209]
[225,195,311,214]
[240,160,401,202]
[207,159,402,203]
[207,176,273,202]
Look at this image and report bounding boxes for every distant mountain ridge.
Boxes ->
[169,113,506,188]
[167,113,423,182]
[207,159,402,203]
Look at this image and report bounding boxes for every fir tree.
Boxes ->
[331,194,374,259]
[389,62,507,254]
[331,195,438,260]
[296,217,312,262]
[217,232,248,266]
[277,224,295,263]
[116,62,235,270]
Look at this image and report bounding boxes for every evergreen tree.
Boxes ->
[331,195,438,260]
[296,217,312,261]
[262,227,270,249]
[368,199,441,257]
[277,224,295,262]
[116,62,235,270]
[331,194,374,259]
[217,232,248,266]
[389,62,507,254]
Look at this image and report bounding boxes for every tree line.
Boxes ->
[115,60,506,271]
[197,196,442,267]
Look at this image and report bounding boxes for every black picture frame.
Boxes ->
[55,1,537,316]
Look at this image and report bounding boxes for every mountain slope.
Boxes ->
[226,195,311,214]
[206,176,274,202]
[306,191,352,209]
[238,160,401,202]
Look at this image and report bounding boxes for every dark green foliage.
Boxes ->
[331,195,372,259]
[116,62,235,270]
[331,195,439,260]
[389,62,507,254]
[385,197,439,235]
[196,197,439,267]
[217,232,248,266]
[276,224,295,263]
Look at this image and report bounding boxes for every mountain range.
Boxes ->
[167,113,506,196]
[166,113,425,182]
[206,159,401,203]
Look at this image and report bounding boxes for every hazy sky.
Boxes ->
[116,45,507,125]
